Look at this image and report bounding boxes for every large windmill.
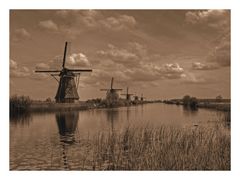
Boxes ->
[35,42,92,103]
[100,77,122,105]
[121,87,134,101]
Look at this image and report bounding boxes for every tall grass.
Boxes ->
[10,95,31,117]
[80,126,230,170]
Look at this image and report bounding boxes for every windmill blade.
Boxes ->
[50,73,60,76]
[62,41,68,68]
[35,70,61,73]
[68,69,92,72]
[100,89,109,91]
[113,88,122,91]
[110,77,114,89]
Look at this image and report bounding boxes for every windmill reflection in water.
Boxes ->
[55,111,79,145]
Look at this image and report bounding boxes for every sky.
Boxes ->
[10,10,230,100]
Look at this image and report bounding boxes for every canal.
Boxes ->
[10,103,230,170]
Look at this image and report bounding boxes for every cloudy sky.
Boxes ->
[10,10,230,100]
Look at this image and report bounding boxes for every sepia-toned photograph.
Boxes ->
[10,10,230,170]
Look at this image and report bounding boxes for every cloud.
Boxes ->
[97,44,139,67]
[10,59,18,69]
[192,62,218,70]
[186,10,230,69]
[185,10,230,31]
[12,28,31,42]
[208,35,230,66]
[35,63,50,70]
[67,53,91,67]
[39,20,58,31]
[55,10,137,37]
[99,14,137,31]
[10,59,31,78]
[137,63,185,80]
[181,73,206,84]
[95,42,186,86]
[36,52,91,69]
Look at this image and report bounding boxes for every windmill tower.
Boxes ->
[121,87,134,101]
[100,77,122,106]
[35,42,92,103]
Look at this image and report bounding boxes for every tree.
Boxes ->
[182,95,198,109]
[46,97,51,102]
[216,95,223,102]
[183,95,191,106]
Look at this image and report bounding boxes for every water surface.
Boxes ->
[10,103,228,170]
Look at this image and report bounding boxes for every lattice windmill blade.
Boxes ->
[35,70,61,73]
[110,77,114,89]
[68,69,92,72]
[114,89,123,91]
[100,89,109,91]
[62,42,68,68]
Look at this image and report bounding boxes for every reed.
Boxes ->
[82,126,230,170]
[10,95,31,116]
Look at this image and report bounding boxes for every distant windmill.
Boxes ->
[35,42,92,103]
[140,94,146,101]
[121,87,134,101]
[100,77,122,105]
[133,95,139,101]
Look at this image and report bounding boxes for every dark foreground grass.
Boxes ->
[81,126,230,170]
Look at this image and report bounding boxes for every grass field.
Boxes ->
[76,125,230,170]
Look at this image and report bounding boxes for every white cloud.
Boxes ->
[209,36,230,66]
[13,28,31,42]
[10,59,31,78]
[99,14,137,31]
[39,20,58,31]
[186,10,230,69]
[185,10,229,30]
[181,73,206,84]
[15,28,31,38]
[67,53,91,67]
[35,63,50,70]
[10,59,18,69]
[55,10,137,37]
[192,62,218,70]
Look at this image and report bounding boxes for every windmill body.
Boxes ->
[121,87,134,101]
[35,42,92,103]
[55,70,79,103]
[100,77,122,106]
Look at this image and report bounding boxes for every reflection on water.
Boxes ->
[10,112,32,126]
[105,108,119,133]
[182,106,198,117]
[56,111,79,144]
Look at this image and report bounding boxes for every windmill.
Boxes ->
[35,42,92,103]
[100,77,122,105]
[121,87,134,101]
[140,94,146,101]
[133,95,139,101]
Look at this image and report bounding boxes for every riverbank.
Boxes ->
[163,99,230,112]
[11,99,149,113]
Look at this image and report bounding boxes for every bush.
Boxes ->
[182,95,198,109]
[10,95,32,114]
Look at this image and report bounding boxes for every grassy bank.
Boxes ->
[76,126,230,170]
